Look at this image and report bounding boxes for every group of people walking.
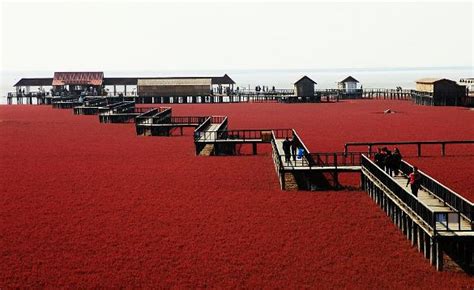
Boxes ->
[374,147,403,176]
[374,147,421,197]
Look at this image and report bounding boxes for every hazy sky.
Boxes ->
[1,1,473,72]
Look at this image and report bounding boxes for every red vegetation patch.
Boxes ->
[0,101,473,287]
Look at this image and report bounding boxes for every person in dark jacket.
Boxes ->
[391,147,403,176]
[291,136,298,161]
[282,137,291,163]
[382,147,392,175]
[374,147,385,168]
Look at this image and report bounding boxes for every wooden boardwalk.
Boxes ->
[361,155,474,271]
[392,175,473,234]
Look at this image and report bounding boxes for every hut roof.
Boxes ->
[138,75,234,85]
[340,76,359,83]
[294,76,317,85]
[14,78,53,87]
[138,78,212,86]
[416,78,456,84]
[103,78,138,86]
[211,74,235,85]
[52,72,104,86]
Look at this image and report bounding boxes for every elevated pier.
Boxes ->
[361,155,474,271]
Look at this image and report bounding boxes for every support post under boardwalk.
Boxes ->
[252,143,257,155]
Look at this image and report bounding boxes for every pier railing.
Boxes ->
[275,152,366,168]
[98,101,135,115]
[195,128,293,142]
[218,128,292,142]
[135,107,172,125]
[165,116,209,125]
[344,140,474,157]
[311,152,365,167]
[271,131,285,189]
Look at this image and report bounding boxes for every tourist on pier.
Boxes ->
[283,137,291,163]
[406,166,422,197]
[374,148,385,168]
[391,147,403,176]
[291,136,298,161]
[382,147,392,175]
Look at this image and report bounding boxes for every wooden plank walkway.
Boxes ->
[274,139,361,171]
[274,139,309,167]
[197,124,222,141]
[391,175,473,234]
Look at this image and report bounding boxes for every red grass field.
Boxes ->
[1,100,473,287]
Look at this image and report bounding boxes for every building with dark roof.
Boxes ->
[14,78,53,87]
[414,78,465,106]
[294,76,316,97]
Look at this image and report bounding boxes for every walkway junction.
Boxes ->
[9,95,474,272]
[6,71,473,107]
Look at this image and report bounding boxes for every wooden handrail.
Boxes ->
[344,140,474,156]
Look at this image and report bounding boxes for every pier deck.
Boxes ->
[391,175,473,233]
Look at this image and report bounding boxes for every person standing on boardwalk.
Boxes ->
[406,166,422,197]
[291,136,298,161]
[383,147,392,175]
[391,147,403,176]
[282,137,291,163]
[374,147,385,168]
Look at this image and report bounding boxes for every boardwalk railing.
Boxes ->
[192,116,227,141]
[193,117,212,141]
[164,116,209,125]
[98,101,135,115]
[311,152,365,167]
[275,151,366,168]
[399,160,474,224]
[218,128,293,142]
[361,88,412,100]
[237,89,294,96]
[135,107,172,125]
[99,107,156,123]
[271,131,285,189]
[344,140,474,157]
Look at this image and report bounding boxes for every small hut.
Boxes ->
[294,76,316,97]
[413,78,465,106]
[338,76,359,93]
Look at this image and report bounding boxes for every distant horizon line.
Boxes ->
[2,66,473,75]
